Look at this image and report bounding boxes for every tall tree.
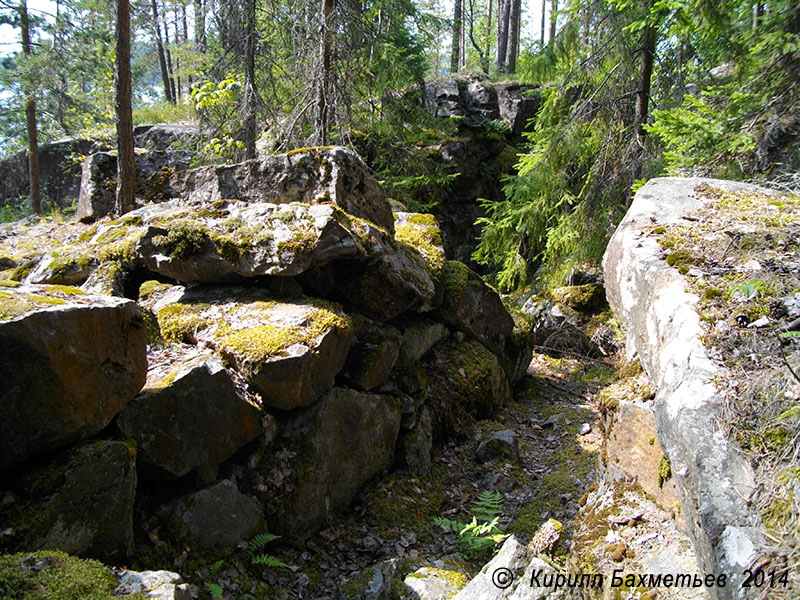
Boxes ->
[193,0,205,52]
[115,0,134,215]
[243,0,256,158]
[151,0,173,103]
[548,0,557,46]
[450,0,462,73]
[496,0,509,72]
[317,0,333,144]
[505,0,520,73]
[19,0,40,215]
[634,12,656,141]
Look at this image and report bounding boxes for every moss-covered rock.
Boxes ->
[0,285,147,470]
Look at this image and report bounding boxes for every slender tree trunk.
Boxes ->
[540,0,546,48]
[317,0,333,145]
[496,0,509,72]
[172,16,181,99]
[752,2,762,31]
[20,0,40,215]
[635,19,656,141]
[467,0,489,72]
[162,13,177,102]
[244,0,256,158]
[505,0,520,73]
[486,0,492,69]
[450,0,461,74]
[193,0,205,52]
[116,0,135,215]
[548,0,558,46]
[151,0,174,102]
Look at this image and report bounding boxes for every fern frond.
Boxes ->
[204,582,224,599]
[248,532,281,554]
[251,554,289,568]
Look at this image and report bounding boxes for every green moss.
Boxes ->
[210,232,242,264]
[97,229,144,265]
[665,249,694,267]
[395,222,446,277]
[444,260,471,306]
[138,280,171,300]
[276,229,317,255]
[286,145,335,157]
[366,468,448,539]
[0,550,148,600]
[153,219,209,259]
[144,166,174,201]
[0,279,21,287]
[653,226,667,234]
[45,284,84,296]
[155,303,212,344]
[77,225,98,242]
[406,213,438,227]
[658,455,672,488]
[272,208,296,224]
[220,303,352,363]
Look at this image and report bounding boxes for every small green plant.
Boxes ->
[203,559,225,599]
[434,490,509,557]
[248,532,288,568]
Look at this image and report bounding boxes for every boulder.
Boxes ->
[116,352,264,478]
[475,429,520,464]
[340,320,401,391]
[76,152,117,223]
[438,260,514,358]
[152,287,354,411]
[451,536,581,600]
[398,406,433,475]
[494,82,541,137]
[133,123,202,151]
[159,479,263,548]
[0,285,147,470]
[169,146,394,232]
[550,283,606,314]
[115,569,192,600]
[403,564,469,600]
[423,338,511,440]
[522,297,596,357]
[273,388,402,540]
[603,177,767,598]
[0,137,109,210]
[397,317,449,366]
[137,201,367,283]
[341,559,401,600]
[3,440,137,562]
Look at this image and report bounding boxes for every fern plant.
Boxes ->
[248,532,288,568]
[434,490,509,557]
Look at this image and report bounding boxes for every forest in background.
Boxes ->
[0,0,799,288]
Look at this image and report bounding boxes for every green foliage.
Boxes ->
[190,76,245,163]
[248,532,288,569]
[434,490,509,557]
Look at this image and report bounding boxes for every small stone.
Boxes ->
[542,414,562,428]
[579,423,592,435]
[747,316,770,329]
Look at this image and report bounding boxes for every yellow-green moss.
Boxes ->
[153,219,208,259]
[395,222,446,277]
[276,229,317,255]
[665,249,694,267]
[138,280,172,300]
[156,303,212,344]
[286,145,335,157]
[0,279,21,288]
[0,550,148,600]
[658,455,672,488]
[444,260,471,304]
[210,232,242,264]
[220,304,352,363]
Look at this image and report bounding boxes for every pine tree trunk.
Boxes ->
[20,0,40,215]
[548,0,558,46]
[496,0,509,72]
[116,0,135,215]
[505,0,520,73]
[450,0,461,74]
[317,0,333,145]
[244,0,257,159]
[151,0,173,103]
[485,0,492,69]
[635,19,656,140]
[540,0,546,48]
[194,0,205,52]
[162,14,177,102]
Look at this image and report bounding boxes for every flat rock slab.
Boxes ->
[0,284,147,470]
[603,177,766,598]
[117,351,265,477]
[168,146,394,232]
[152,286,353,410]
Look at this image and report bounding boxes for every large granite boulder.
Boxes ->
[116,352,265,477]
[151,286,353,411]
[133,123,202,151]
[603,177,766,598]
[438,260,514,358]
[451,536,581,599]
[2,440,137,561]
[273,388,402,540]
[0,137,109,209]
[0,284,147,470]
[159,479,263,548]
[168,146,394,232]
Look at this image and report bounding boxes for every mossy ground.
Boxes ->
[0,550,148,600]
